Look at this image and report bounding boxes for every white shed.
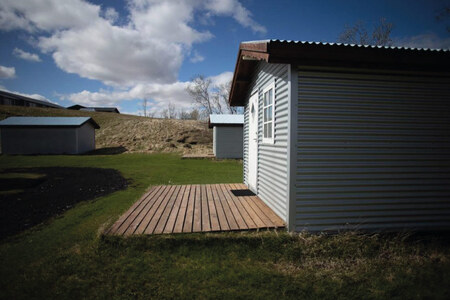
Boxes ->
[229,39,450,232]
[209,114,244,159]
[0,117,100,154]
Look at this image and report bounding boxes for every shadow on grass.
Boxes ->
[86,146,127,155]
[0,167,128,240]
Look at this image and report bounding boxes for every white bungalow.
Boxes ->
[229,39,450,232]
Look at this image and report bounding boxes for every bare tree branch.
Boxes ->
[186,75,243,115]
[338,18,394,46]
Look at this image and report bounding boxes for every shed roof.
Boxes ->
[0,90,63,109]
[209,114,244,128]
[229,39,450,106]
[0,117,100,129]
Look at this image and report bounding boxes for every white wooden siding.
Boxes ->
[295,67,450,231]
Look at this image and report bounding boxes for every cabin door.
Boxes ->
[247,92,258,192]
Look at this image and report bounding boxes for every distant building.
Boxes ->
[68,104,120,113]
[209,114,244,159]
[0,117,100,154]
[0,90,62,109]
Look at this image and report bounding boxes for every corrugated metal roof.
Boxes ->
[0,90,63,108]
[0,117,100,129]
[242,39,449,52]
[209,114,244,126]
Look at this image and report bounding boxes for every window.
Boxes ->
[262,83,275,143]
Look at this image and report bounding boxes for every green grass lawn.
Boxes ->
[1,154,449,299]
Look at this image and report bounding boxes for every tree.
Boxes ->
[189,109,200,120]
[161,102,177,119]
[186,75,242,115]
[338,18,394,46]
[142,98,148,117]
[186,75,213,115]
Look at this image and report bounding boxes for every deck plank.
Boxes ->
[193,185,202,232]
[206,185,220,231]
[222,184,258,229]
[183,185,194,233]
[201,185,211,232]
[230,184,266,228]
[173,185,190,233]
[154,185,182,234]
[108,186,159,235]
[218,184,246,230]
[163,185,186,233]
[217,186,239,231]
[231,183,275,228]
[134,185,171,234]
[250,195,285,227]
[211,184,230,230]
[116,186,162,235]
[109,183,285,236]
[123,185,166,235]
[143,185,177,234]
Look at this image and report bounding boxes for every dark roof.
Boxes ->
[84,107,120,113]
[0,117,100,129]
[67,104,86,110]
[68,104,120,113]
[209,114,244,128]
[0,90,63,108]
[229,39,450,106]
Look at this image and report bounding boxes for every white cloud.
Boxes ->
[103,7,118,24]
[0,0,264,88]
[0,0,99,32]
[190,50,205,63]
[65,81,190,108]
[38,19,184,86]
[209,71,233,87]
[203,0,266,34]
[0,65,15,78]
[62,71,232,109]
[394,33,450,50]
[13,47,41,62]
[129,0,213,46]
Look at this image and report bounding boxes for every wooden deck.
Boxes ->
[108,184,285,235]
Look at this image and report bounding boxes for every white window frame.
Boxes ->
[262,82,275,144]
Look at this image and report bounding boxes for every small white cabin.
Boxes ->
[229,39,450,232]
[209,114,244,159]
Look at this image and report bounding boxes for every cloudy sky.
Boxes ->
[0,0,449,115]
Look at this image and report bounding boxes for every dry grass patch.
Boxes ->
[0,105,212,154]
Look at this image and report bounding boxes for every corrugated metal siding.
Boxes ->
[296,67,450,231]
[243,62,290,221]
[214,126,243,159]
[243,102,249,185]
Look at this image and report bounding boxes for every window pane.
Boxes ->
[264,108,267,122]
[264,123,267,138]
[267,106,272,121]
[268,89,273,105]
[268,122,272,138]
[263,91,268,106]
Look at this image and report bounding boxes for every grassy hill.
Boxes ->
[0,105,212,154]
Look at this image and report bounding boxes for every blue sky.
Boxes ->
[0,0,448,115]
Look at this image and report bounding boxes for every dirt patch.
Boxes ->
[0,167,128,240]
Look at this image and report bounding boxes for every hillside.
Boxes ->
[0,106,212,154]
